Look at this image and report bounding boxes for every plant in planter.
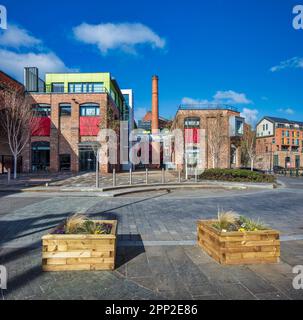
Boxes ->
[197,210,280,265]
[42,214,117,272]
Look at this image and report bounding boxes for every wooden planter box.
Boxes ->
[197,220,280,265]
[42,220,117,272]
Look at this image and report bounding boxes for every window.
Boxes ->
[266,124,268,130]
[184,117,200,128]
[272,138,276,144]
[52,83,64,93]
[68,83,104,93]
[296,139,300,146]
[80,103,100,116]
[32,104,51,117]
[236,119,244,135]
[286,131,290,137]
[273,155,279,167]
[60,104,71,116]
[60,154,71,171]
[282,130,285,137]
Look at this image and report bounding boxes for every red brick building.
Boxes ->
[23,92,120,174]
[0,68,130,174]
[170,105,245,173]
[256,117,303,171]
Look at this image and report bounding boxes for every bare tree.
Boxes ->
[208,115,228,168]
[0,88,36,179]
[241,127,257,171]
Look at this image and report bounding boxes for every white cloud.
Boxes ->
[73,22,166,55]
[0,49,71,81]
[0,25,73,81]
[270,57,303,72]
[181,97,209,105]
[182,90,252,106]
[0,24,42,49]
[241,108,259,126]
[213,90,252,104]
[278,107,295,115]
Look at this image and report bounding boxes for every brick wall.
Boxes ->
[171,109,242,170]
[23,93,121,174]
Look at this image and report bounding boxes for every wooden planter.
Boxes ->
[197,220,280,265]
[42,220,117,272]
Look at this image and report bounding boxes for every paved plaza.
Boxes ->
[0,176,303,300]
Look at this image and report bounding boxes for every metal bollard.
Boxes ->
[162,168,165,184]
[113,169,116,187]
[129,169,133,185]
[178,169,181,183]
[146,168,149,185]
[195,169,198,183]
[7,168,11,184]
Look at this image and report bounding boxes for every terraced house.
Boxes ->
[256,116,303,171]
[22,67,133,174]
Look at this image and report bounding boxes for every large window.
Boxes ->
[236,119,244,135]
[68,82,104,93]
[60,103,71,116]
[80,103,100,116]
[32,104,51,117]
[31,141,50,172]
[52,83,64,93]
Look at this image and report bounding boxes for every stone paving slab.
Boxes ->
[0,187,303,299]
[0,243,302,300]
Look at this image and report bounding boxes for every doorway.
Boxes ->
[79,149,96,172]
[31,142,50,172]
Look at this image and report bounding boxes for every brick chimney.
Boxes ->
[152,75,159,133]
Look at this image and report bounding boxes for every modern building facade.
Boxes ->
[171,105,245,173]
[21,68,132,174]
[256,116,303,171]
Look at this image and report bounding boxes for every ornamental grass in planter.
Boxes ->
[42,214,117,272]
[197,210,280,265]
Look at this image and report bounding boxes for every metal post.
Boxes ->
[162,168,165,184]
[113,169,116,187]
[146,168,148,185]
[7,168,11,184]
[129,168,133,185]
[96,151,99,189]
[178,169,181,183]
[195,168,198,183]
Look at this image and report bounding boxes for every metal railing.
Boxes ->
[178,103,238,112]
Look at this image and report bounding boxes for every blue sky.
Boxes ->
[0,0,302,125]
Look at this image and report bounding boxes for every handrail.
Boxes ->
[178,103,238,112]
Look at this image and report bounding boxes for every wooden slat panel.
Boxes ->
[66,258,114,265]
[43,251,91,259]
[197,220,280,265]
